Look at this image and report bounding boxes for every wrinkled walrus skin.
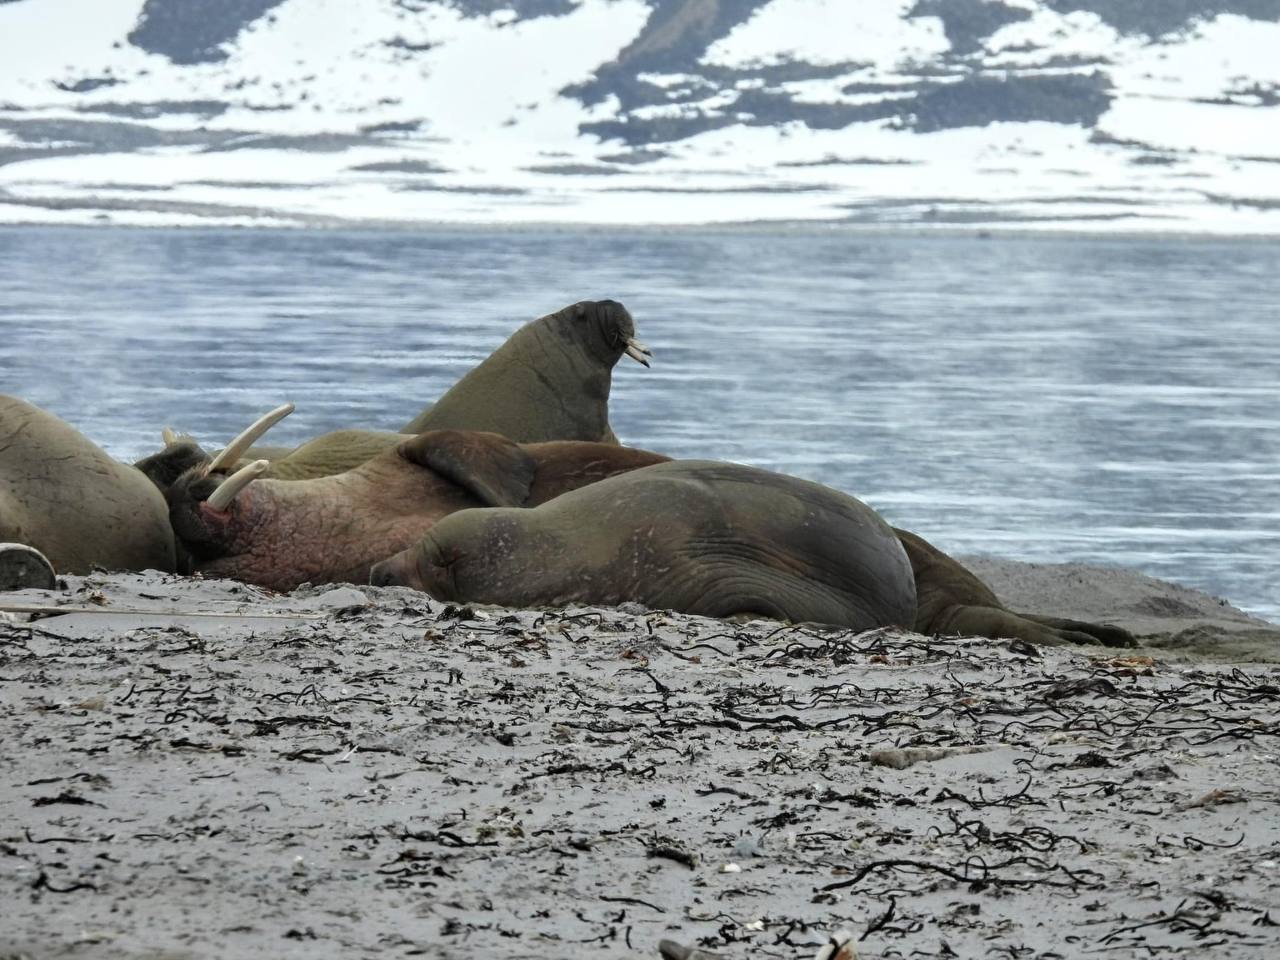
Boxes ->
[0,396,176,575]
[894,528,1135,648]
[134,300,646,485]
[371,460,917,632]
[166,430,669,592]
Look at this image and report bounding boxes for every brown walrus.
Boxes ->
[403,298,650,440]
[166,429,669,592]
[0,395,175,575]
[370,459,918,632]
[895,528,1135,647]
[136,299,651,486]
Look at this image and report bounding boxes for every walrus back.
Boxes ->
[263,429,407,480]
[458,460,916,630]
[1,395,176,573]
[655,462,917,629]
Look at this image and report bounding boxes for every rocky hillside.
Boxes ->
[1,0,1278,229]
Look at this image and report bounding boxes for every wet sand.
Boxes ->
[2,561,1278,959]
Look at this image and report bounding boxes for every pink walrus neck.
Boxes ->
[166,429,669,592]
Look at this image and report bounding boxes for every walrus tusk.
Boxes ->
[207,402,295,473]
[206,459,269,511]
[161,426,179,446]
[624,338,652,367]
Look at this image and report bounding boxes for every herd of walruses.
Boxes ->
[1,299,1133,647]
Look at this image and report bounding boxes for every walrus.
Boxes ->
[0,395,176,575]
[403,298,650,441]
[136,299,651,485]
[369,460,918,632]
[166,429,670,592]
[895,528,1135,647]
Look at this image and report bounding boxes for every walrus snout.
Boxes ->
[204,459,269,510]
[166,463,263,560]
[370,538,454,593]
[368,560,401,588]
[369,549,420,589]
[571,299,652,367]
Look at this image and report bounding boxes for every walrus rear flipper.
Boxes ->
[1017,613,1136,648]
[930,604,1124,648]
[400,430,537,507]
[925,605,1076,647]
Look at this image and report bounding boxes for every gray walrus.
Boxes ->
[166,429,669,592]
[369,460,917,631]
[136,299,650,485]
[0,395,175,575]
[895,528,1135,647]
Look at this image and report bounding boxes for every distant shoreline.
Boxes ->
[2,216,1279,243]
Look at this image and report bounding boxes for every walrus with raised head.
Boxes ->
[370,460,917,632]
[0,395,175,576]
[403,298,650,441]
[165,427,669,592]
[136,299,651,486]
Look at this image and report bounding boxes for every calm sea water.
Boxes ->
[1,226,1276,620]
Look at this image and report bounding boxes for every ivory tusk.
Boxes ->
[624,338,653,367]
[161,426,179,446]
[207,402,295,473]
[205,459,269,512]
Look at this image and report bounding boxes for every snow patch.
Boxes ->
[703,0,950,70]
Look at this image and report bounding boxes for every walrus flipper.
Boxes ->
[929,605,1093,647]
[1017,613,1136,648]
[895,527,1136,649]
[400,430,537,507]
[928,604,1134,648]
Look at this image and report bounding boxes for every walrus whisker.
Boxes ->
[206,459,269,511]
[624,338,652,367]
[207,402,295,473]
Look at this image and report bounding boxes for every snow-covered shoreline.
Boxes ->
[3,0,1279,233]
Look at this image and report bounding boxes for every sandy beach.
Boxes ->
[2,560,1278,959]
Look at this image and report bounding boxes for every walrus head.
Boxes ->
[370,530,453,594]
[157,403,297,572]
[368,510,538,598]
[134,434,212,491]
[134,404,294,495]
[165,458,274,570]
[557,299,651,367]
